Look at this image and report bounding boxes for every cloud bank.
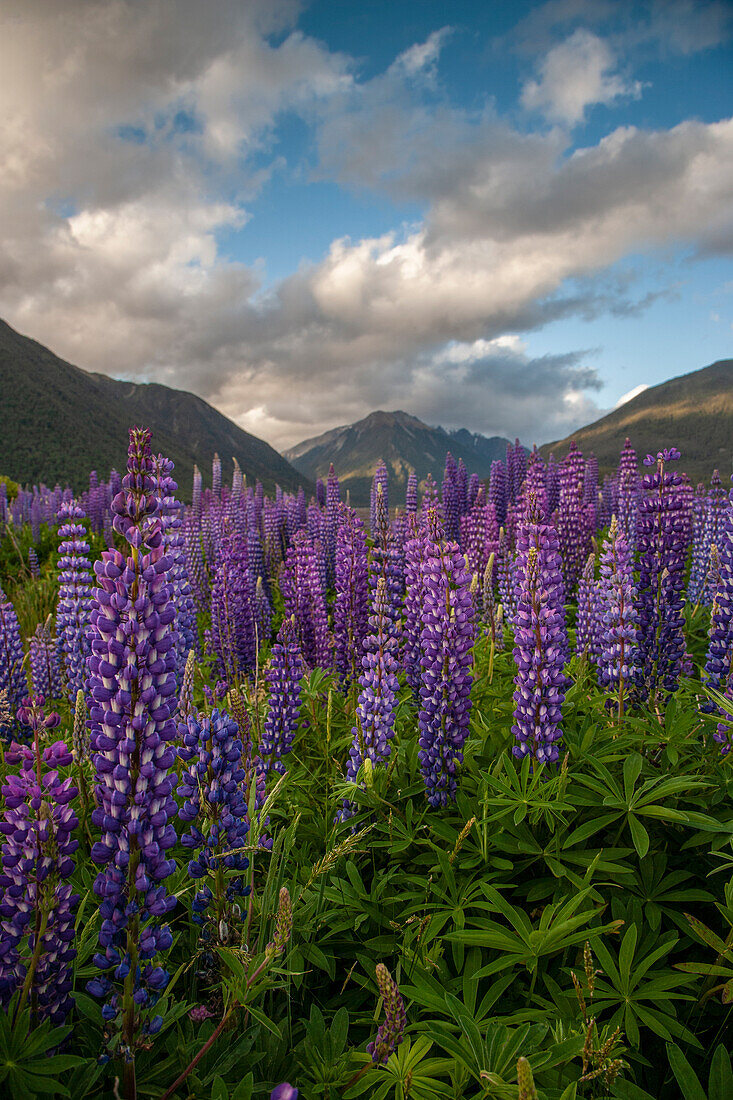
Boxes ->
[0,0,731,450]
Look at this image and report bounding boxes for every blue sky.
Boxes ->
[0,0,731,449]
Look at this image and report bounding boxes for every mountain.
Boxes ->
[0,319,308,497]
[541,360,733,485]
[285,410,510,506]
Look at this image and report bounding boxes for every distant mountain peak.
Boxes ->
[285,409,511,506]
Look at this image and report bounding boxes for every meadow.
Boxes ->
[0,429,732,1100]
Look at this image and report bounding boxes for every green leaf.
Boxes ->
[709,1044,733,1100]
[667,1042,706,1100]
[628,814,650,859]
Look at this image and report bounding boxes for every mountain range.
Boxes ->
[0,319,307,496]
[542,360,733,486]
[284,410,510,506]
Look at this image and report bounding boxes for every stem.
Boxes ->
[159,1004,235,1100]
[342,1062,372,1094]
[14,909,49,1024]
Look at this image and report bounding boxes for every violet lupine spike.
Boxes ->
[368,963,406,1065]
[421,472,440,519]
[575,554,601,663]
[369,483,403,641]
[325,463,341,588]
[597,517,638,715]
[370,461,389,538]
[511,524,568,765]
[690,471,727,607]
[512,499,567,665]
[178,708,251,930]
[617,437,640,547]
[337,576,400,822]
[212,452,222,500]
[153,454,196,679]
[260,617,303,774]
[521,449,548,519]
[468,472,480,510]
[86,427,178,1047]
[29,620,62,698]
[634,448,687,703]
[703,476,733,746]
[557,442,588,595]
[489,460,508,526]
[441,453,460,542]
[482,553,504,652]
[55,501,93,701]
[254,575,272,645]
[403,515,428,703]
[280,531,332,669]
[209,528,256,684]
[406,471,418,515]
[546,453,560,515]
[178,650,196,723]
[583,453,599,508]
[418,539,476,807]
[334,504,369,686]
[28,547,40,578]
[0,698,79,1024]
[0,589,26,739]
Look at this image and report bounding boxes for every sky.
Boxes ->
[0,0,731,451]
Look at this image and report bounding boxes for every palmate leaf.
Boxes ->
[0,1005,84,1100]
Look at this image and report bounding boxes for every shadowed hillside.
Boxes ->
[541,360,733,484]
[0,319,308,497]
[285,410,510,506]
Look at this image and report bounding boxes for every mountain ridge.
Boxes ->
[285,409,511,506]
[540,359,733,485]
[0,318,309,497]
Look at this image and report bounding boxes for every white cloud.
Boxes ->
[615,383,649,407]
[521,29,643,125]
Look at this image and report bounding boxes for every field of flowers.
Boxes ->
[0,427,732,1100]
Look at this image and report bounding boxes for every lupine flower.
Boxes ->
[29,620,62,698]
[517,1057,539,1100]
[178,650,196,723]
[404,516,428,702]
[260,618,303,774]
[418,539,475,807]
[212,452,222,499]
[690,471,728,607]
[512,535,567,764]
[153,455,196,678]
[703,475,733,749]
[280,531,331,668]
[0,588,26,738]
[178,708,251,934]
[254,576,272,645]
[369,483,403,639]
[86,427,178,1049]
[55,501,93,701]
[557,442,588,594]
[368,964,406,1065]
[338,577,400,822]
[28,547,40,578]
[634,448,687,702]
[209,528,256,683]
[270,1085,298,1100]
[266,886,293,957]
[370,461,389,537]
[406,471,418,514]
[489,460,508,525]
[482,553,504,652]
[333,504,369,686]
[598,518,638,716]
[546,453,560,516]
[325,463,340,587]
[0,698,79,1024]
[617,438,640,547]
[575,554,601,664]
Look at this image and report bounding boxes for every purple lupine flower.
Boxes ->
[441,453,460,542]
[178,708,250,931]
[617,438,640,547]
[209,528,256,684]
[512,522,568,764]
[254,575,272,645]
[368,963,406,1064]
[583,453,599,508]
[28,547,40,578]
[270,1084,298,1100]
[468,471,480,510]
[369,483,403,641]
[0,588,26,738]
[370,461,389,537]
[325,463,340,588]
[184,513,208,615]
[421,472,440,520]
[280,531,332,669]
[418,539,475,807]
[690,471,727,606]
[338,577,400,822]
[575,554,601,663]
[703,476,733,748]
[29,620,61,698]
[260,617,303,773]
[55,501,93,701]
[86,427,177,1049]
[0,699,79,1024]
[521,449,548,519]
[403,515,428,703]
[496,527,515,625]
[557,442,588,595]
[192,464,203,516]
[406,471,418,514]
[489,461,508,525]
[460,487,499,580]
[153,455,197,678]
[546,452,560,516]
[212,452,222,500]
[634,448,687,703]
[597,517,638,716]
[482,553,504,652]
[334,504,369,686]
